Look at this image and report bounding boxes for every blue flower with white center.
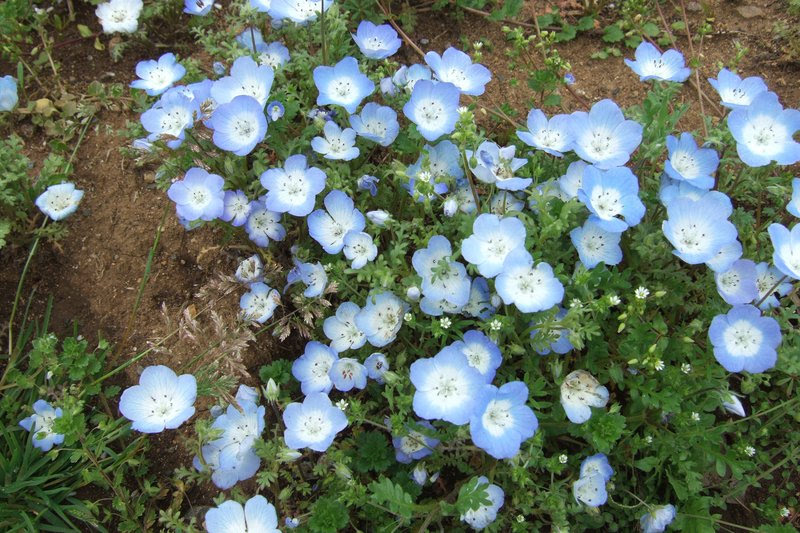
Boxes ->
[208,95,267,156]
[355,291,409,347]
[95,0,142,34]
[406,140,463,200]
[664,132,719,189]
[708,68,769,109]
[324,302,366,353]
[240,282,280,323]
[709,305,781,373]
[343,230,378,269]
[706,239,743,273]
[211,56,274,107]
[461,277,496,319]
[728,91,800,167]
[366,209,390,226]
[208,393,265,472]
[365,353,389,383]
[531,307,574,355]
[393,422,438,464]
[283,392,347,451]
[260,154,326,217]
[266,101,284,121]
[167,168,224,222]
[357,174,379,196]
[517,109,574,157]
[329,357,368,392]
[349,102,399,147]
[460,477,504,530]
[313,56,374,114]
[352,20,402,59]
[467,141,529,191]
[580,453,614,481]
[557,161,588,199]
[307,190,366,254]
[410,345,484,425]
[662,191,738,264]
[425,47,492,96]
[462,214,526,278]
[249,0,271,12]
[769,223,800,280]
[640,505,677,533]
[0,75,19,111]
[419,296,463,316]
[393,63,432,91]
[119,365,196,433]
[451,330,502,383]
[658,174,708,207]
[235,254,263,284]
[788,177,800,218]
[412,235,471,306]
[270,0,333,25]
[753,262,792,309]
[570,218,623,269]
[220,190,251,227]
[140,90,198,149]
[35,182,84,221]
[19,400,64,451]
[624,41,691,82]
[403,80,461,141]
[130,53,185,96]
[454,178,478,213]
[311,120,360,160]
[496,248,564,313]
[194,438,260,489]
[285,259,327,297]
[256,42,291,69]
[380,76,396,96]
[470,381,537,459]
[205,496,280,533]
[292,341,338,395]
[716,259,758,305]
[235,28,264,52]
[573,472,609,507]
[560,369,609,424]
[577,165,645,232]
[245,202,286,247]
[285,517,300,529]
[570,99,643,169]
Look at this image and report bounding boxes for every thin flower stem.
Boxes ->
[677,0,708,138]
[319,2,328,65]
[754,274,789,309]
[679,514,762,532]
[460,150,482,211]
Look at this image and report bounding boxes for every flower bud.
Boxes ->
[265,378,279,402]
[278,448,302,462]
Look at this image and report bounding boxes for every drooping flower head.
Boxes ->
[577,165,645,232]
[307,190,366,254]
[329,357,368,392]
[245,201,286,247]
[570,218,623,269]
[343,231,378,269]
[460,477,504,530]
[424,47,492,96]
[19,400,64,451]
[283,392,347,451]
[715,259,758,305]
[709,305,781,373]
[727,92,800,167]
[211,55,274,107]
[753,261,792,309]
[664,132,719,190]
[130,53,185,96]
[495,249,564,313]
[95,0,142,33]
[461,214,526,278]
[324,302,367,353]
[624,42,691,82]
[260,154,327,217]
[365,352,389,383]
[662,191,738,265]
[451,330,503,383]
[352,21,402,59]
[240,282,280,323]
[235,254,263,284]
[708,68,769,109]
[721,392,746,417]
[292,341,338,395]
[560,369,609,424]
[285,258,327,298]
[768,222,800,280]
[403,80,460,141]
[205,496,280,533]
[0,75,19,111]
[517,109,574,157]
[467,142,530,191]
[570,99,643,169]
[640,505,677,533]
[470,381,538,459]
[311,120,360,160]
[355,291,409,347]
[410,346,484,425]
[558,160,588,199]
[208,95,268,156]
[314,56,374,114]
[35,182,84,221]
[349,102,400,147]
[392,420,439,463]
[358,174,379,197]
[167,168,225,222]
[256,42,291,70]
[119,365,197,433]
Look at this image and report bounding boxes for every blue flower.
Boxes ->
[393,63,432,91]
[357,174,379,196]
[411,235,471,306]
[249,0,271,12]
[167,168,225,222]
[205,496,280,533]
[452,330,502,383]
[769,222,800,280]
[709,305,781,373]
[560,369,609,424]
[405,140,463,200]
[558,161,588,198]
[517,109,574,157]
[419,296,463,316]
[662,191,738,264]
[285,258,327,297]
[424,47,491,96]
[313,56,374,114]
[195,438,260,489]
[352,20,401,59]
[270,0,333,25]
[349,102,400,146]
[260,154,326,217]
[664,132,719,189]
[577,165,645,232]
[311,121,360,160]
[658,174,708,207]
[240,282,280,322]
[570,99,643,169]
[706,239,743,273]
[283,392,347,451]
[256,42,291,69]
[208,95,267,156]
[580,453,614,481]
[355,291,408,347]
[245,201,286,247]
[307,190,366,254]
[330,357,368,391]
[235,27,264,52]
[753,262,792,309]
[35,182,84,221]
[235,254,263,284]
[292,341,338,395]
[489,190,525,215]
[708,68,769,109]
[285,517,300,529]
[564,72,576,85]
[462,214,526,278]
[788,177,800,218]
[467,142,529,191]
[323,302,366,353]
[130,53,185,96]
[19,400,64,451]
[721,393,746,417]
[470,381,537,459]
[140,90,198,149]
[119,365,196,433]
[410,345,484,425]
[570,218,623,269]
[640,505,677,533]
[573,473,609,507]
[267,100,285,121]
[460,477,504,530]
[95,0,142,33]
[221,190,252,226]
[531,307,574,355]
[495,248,564,313]
[211,55,274,107]
[403,80,460,141]
[0,75,19,111]
[392,420,438,463]
[715,259,758,305]
[624,41,691,82]
[728,92,800,167]
[364,353,389,383]
[343,231,378,269]
[461,277,496,319]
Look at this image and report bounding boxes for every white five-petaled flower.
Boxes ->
[635,287,650,299]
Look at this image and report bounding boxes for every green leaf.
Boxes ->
[308,497,349,533]
[603,24,625,43]
[455,477,491,514]
[634,456,660,472]
[77,24,93,38]
[352,431,393,473]
[368,476,416,520]
[577,15,595,31]
[643,22,660,37]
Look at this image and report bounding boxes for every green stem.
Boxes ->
[319,2,328,65]
[754,274,788,309]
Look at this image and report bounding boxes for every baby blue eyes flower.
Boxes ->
[662,191,738,265]
[753,261,792,309]
[307,190,366,254]
[410,346,484,425]
[788,177,800,218]
[293,341,338,395]
[708,68,769,109]
[570,219,623,269]
[245,202,286,247]
[570,98,643,169]
[311,121,360,160]
[355,291,408,347]
[256,42,291,69]
[403,80,461,141]
[495,248,564,313]
[640,504,677,533]
[343,231,378,269]
[580,453,614,482]
[460,477,504,530]
[19,400,64,452]
[560,369,609,424]
[392,420,439,463]
[249,0,271,12]
[462,277,496,319]
[364,353,389,383]
[330,357,368,391]
[728,91,800,167]
[664,132,719,189]
[119,365,197,433]
[140,90,198,149]
[425,47,492,96]
[283,392,348,452]
[270,0,333,25]
[709,305,781,373]
[240,282,280,322]
[577,163,645,233]
[394,63,432,91]
[706,239,743,273]
[564,72,576,85]
[366,209,390,226]
[323,301,366,352]
[349,102,400,147]
[235,254,263,284]
[0,75,19,111]
[211,55,274,107]
[558,160,588,198]
[221,190,252,227]
[467,142,529,191]
[184,0,213,15]
[721,392,746,417]
[35,182,84,221]
[573,453,613,506]
[469,381,538,460]
[358,174,379,196]
[285,258,327,297]
[624,41,691,82]
[715,259,758,305]
[406,140,463,200]
[235,27,264,52]
[267,101,284,121]
[452,330,502,382]
[313,56,374,114]
[205,496,280,533]
[260,154,327,217]
[768,222,800,280]
[130,53,185,96]
[517,109,574,157]
[95,0,142,33]
[352,20,402,59]
[167,168,225,222]
[461,214,526,278]
[411,235,471,307]
[208,95,268,156]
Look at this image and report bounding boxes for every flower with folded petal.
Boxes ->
[184,0,213,15]
[285,259,327,298]
[365,353,389,383]
[640,505,677,533]
[324,302,366,352]
[235,254,263,284]
[570,99,643,169]
[240,282,280,323]
[461,277,496,320]
[140,90,198,149]
[35,182,84,221]
[709,305,781,373]
[624,42,690,82]
[460,477,504,530]
[19,400,64,451]
[708,68,769,109]
[0,75,19,111]
[392,420,438,463]
[467,141,529,191]
[768,222,800,280]
[424,47,491,96]
[119,365,196,433]
[560,370,609,424]
[283,392,347,451]
[205,495,280,533]
[307,190,366,254]
[352,21,401,59]
[355,291,408,347]
[753,261,792,309]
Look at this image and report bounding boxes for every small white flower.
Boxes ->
[780,507,791,518]
[417,170,433,183]
[335,399,349,411]
[516,514,525,523]
[681,363,692,374]
[558,454,568,464]
[645,435,653,444]
[744,445,756,457]
[569,298,582,308]
[457,106,469,115]
[608,294,621,306]
[654,360,665,371]
[691,412,700,422]
[634,286,650,299]
[473,41,484,49]
[489,319,502,331]
[323,263,333,272]
[403,312,413,322]
[440,317,452,329]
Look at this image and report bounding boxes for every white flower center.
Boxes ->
[399,431,426,454]
[481,399,513,436]
[462,343,490,374]
[590,187,622,218]
[418,99,444,124]
[671,151,699,178]
[722,319,763,357]
[297,409,332,441]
